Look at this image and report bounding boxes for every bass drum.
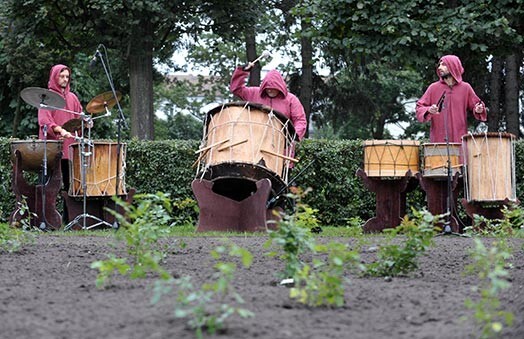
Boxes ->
[10,139,63,172]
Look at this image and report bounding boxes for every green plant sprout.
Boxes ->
[463,238,514,339]
[91,192,175,288]
[152,241,254,339]
[264,187,317,279]
[364,208,439,277]
[290,241,361,307]
[465,204,524,238]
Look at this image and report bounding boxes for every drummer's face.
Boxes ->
[58,69,70,89]
[265,88,278,98]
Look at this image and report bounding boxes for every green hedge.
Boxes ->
[1,137,522,226]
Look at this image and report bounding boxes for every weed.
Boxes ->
[463,238,514,338]
[264,187,317,279]
[91,192,174,288]
[465,204,524,238]
[152,241,254,339]
[363,208,439,277]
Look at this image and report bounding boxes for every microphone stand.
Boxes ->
[39,124,48,230]
[95,44,127,228]
[436,91,466,237]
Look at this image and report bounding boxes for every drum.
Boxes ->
[462,132,516,203]
[69,141,127,197]
[10,139,63,172]
[422,143,462,178]
[363,140,420,177]
[196,102,296,202]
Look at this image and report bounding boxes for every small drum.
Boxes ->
[69,141,127,197]
[462,132,516,203]
[422,143,462,178]
[10,139,63,172]
[363,140,420,177]
[196,102,296,202]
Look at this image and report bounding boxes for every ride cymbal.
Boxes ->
[86,91,122,114]
[20,87,65,110]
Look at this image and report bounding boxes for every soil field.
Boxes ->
[1,235,523,339]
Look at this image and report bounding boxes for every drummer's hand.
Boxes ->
[428,104,439,115]
[474,102,484,114]
[242,62,255,71]
[60,129,73,139]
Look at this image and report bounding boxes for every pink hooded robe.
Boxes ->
[415,55,487,143]
[38,64,83,160]
[230,67,307,140]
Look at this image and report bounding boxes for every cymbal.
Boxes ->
[86,91,122,114]
[62,118,83,132]
[20,87,65,110]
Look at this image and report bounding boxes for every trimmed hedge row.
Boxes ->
[1,137,522,226]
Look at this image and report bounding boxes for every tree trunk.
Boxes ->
[245,30,260,86]
[11,83,22,138]
[487,56,502,132]
[504,54,520,137]
[129,21,154,140]
[299,19,312,138]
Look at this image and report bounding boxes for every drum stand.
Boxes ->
[64,118,114,230]
[357,169,418,232]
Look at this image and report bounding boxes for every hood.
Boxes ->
[259,70,288,98]
[48,64,72,95]
[437,55,464,83]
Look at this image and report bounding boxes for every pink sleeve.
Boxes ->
[467,87,487,122]
[289,96,307,140]
[230,67,259,100]
[415,90,432,122]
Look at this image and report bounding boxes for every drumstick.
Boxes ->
[192,149,209,168]
[260,149,299,163]
[428,164,463,170]
[251,50,271,64]
[194,139,230,154]
[217,139,248,152]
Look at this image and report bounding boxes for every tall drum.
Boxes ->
[422,143,462,178]
[462,132,516,203]
[363,140,420,177]
[69,141,127,197]
[196,102,296,201]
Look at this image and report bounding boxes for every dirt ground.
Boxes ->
[0,235,523,339]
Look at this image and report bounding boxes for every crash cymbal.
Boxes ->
[20,87,65,110]
[62,118,83,132]
[86,91,122,114]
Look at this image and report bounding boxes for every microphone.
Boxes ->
[89,48,99,68]
[437,91,446,112]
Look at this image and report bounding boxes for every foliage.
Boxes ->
[152,241,254,339]
[364,208,439,277]
[90,192,174,288]
[463,238,514,338]
[0,222,35,253]
[264,187,317,279]
[290,241,361,307]
[465,204,524,238]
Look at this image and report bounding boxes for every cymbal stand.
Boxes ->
[95,44,127,207]
[39,124,49,230]
[64,115,113,230]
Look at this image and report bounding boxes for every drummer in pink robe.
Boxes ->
[230,64,307,141]
[415,55,487,143]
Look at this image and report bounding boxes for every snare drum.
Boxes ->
[462,132,516,202]
[363,140,420,177]
[422,143,462,178]
[10,139,63,172]
[69,141,127,197]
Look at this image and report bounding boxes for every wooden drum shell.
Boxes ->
[68,141,127,197]
[363,140,420,177]
[422,143,462,178]
[10,139,63,172]
[462,132,516,203]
